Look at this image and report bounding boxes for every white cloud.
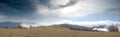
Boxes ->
[49,0,70,6]
[36,0,119,18]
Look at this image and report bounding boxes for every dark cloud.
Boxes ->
[38,0,78,9]
[0,0,36,17]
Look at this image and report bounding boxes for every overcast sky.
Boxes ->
[0,0,120,25]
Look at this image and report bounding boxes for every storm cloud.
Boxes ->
[0,0,120,24]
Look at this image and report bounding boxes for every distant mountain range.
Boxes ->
[0,22,21,28]
[57,24,92,31]
[0,22,120,32]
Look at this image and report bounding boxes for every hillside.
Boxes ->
[0,26,119,37]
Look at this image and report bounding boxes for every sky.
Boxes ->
[0,0,120,25]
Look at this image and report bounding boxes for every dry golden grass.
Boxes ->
[0,26,120,37]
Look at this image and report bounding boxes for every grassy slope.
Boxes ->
[0,26,120,37]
